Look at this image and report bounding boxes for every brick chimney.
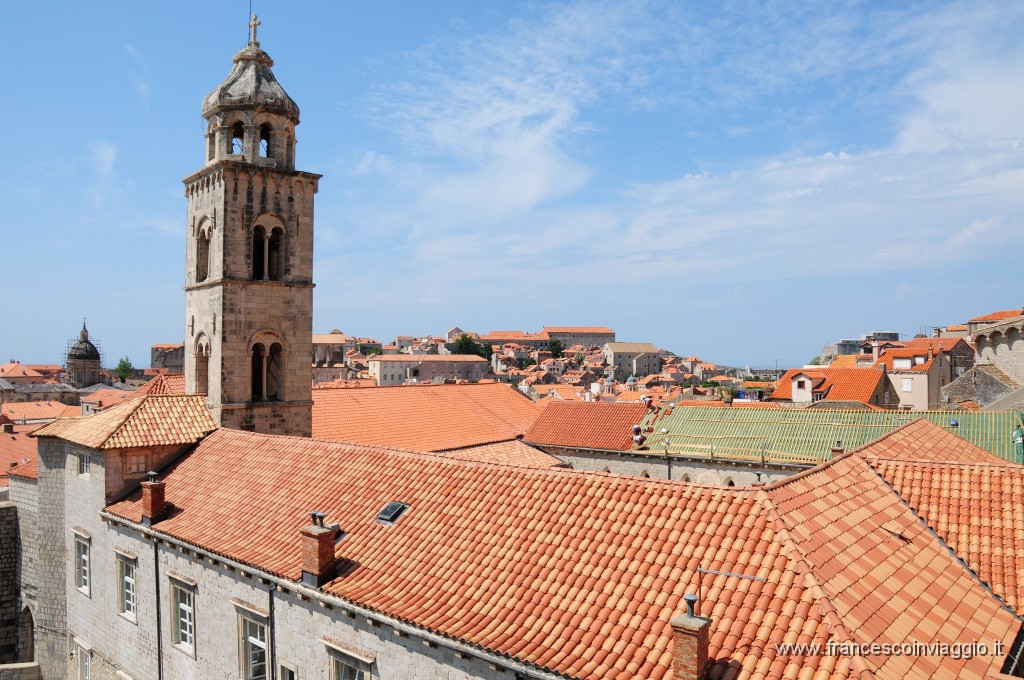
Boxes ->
[141,472,166,527]
[670,593,712,680]
[300,511,337,588]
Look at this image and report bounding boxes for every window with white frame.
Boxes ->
[74,536,90,595]
[241,616,268,680]
[117,555,137,619]
[78,452,89,476]
[77,644,91,680]
[332,655,366,680]
[901,378,913,393]
[893,358,912,369]
[171,580,195,652]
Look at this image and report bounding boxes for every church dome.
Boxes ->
[68,324,100,361]
[202,38,300,122]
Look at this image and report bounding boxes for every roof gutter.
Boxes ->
[100,510,571,680]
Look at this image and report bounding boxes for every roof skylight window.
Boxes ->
[376,501,409,525]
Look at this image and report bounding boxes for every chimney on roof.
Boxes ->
[670,593,712,680]
[871,340,881,362]
[830,440,844,457]
[300,510,338,588]
[141,471,166,527]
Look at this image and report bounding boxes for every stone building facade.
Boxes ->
[183,26,319,437]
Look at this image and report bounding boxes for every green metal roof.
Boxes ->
[639,406,1024,465]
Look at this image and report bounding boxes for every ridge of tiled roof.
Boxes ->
[31,394,215,449]
[435,440,562,469]
[868,456,1024,616]
[762,453,1019,679]
[903,337,970,352]
[847,418,1006,464]
[135,373,186,396]
[524,401,649,451]
[312,383,539,452]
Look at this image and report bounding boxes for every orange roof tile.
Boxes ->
[32,395,215,450]
[852,418,1005,464]
[0,400,72,423]
[0,363,44,380]
[968,309,1024,323]
[134,373,186,396]
[872,347,936,372]
[105,429,845,680]
[764,453,1019,679]
[869,457,1024,616]
[772,368,884,403]
[903,337,971,353]
[81,387,140,408]
[312,383,539,452]
[541,326,615,334]
[7,457,38,480]
[105,424,1023,680]
[524,401,649,451]
[826,354,864,369]
[436,440,562,469]
[0,424,37,483]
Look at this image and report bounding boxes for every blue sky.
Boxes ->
[2,1,1021,369]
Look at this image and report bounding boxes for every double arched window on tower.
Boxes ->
[194,337,210,396]
[252,224,284,281]
[251,340,284,401]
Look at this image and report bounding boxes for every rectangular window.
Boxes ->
[78,645,91,680]
[242,617,268,680]
[127,454,147,475]
[796,380,806,389]
[279,664,297,680]
[171,581,195,651]
[332,657,364,680]
[893,358,912,369]
[901,378,913,393]
[118,556,137,619]
[78,453,89,476]
[75,537,90,594]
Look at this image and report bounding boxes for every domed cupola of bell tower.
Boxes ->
[200,15,300,170]
[183,15,321,438]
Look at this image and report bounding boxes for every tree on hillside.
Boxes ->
[546,339,565,358]
[115,357,134,382]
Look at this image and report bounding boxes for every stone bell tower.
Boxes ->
[183,16,320,436]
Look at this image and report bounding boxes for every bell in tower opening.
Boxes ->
[183,16,320,437]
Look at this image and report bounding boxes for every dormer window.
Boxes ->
[893,358,912,369]
[914,356,925,365]
[796,379,806,389]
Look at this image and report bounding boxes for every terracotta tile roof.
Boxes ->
[311,383,539,452]
[944,324,968,331]
[105,429,843,680]
[826,354,864,369]
[903,337,971,353]
[524,401,649,451]
[436,440,562,469]
[0,400,72,423]
[0,425,37,483]
[150,343,184,350]
[764,453,1019,679]
[869,457,1024,616]
[851,418,1006,464]
[968,309,1024,323]
[771,368,884,403]
[134,373,186,396]
[31,395,215,450]
[105,425,1023,680]
[0,362,44,380]
[7,457,38,480]
[605,342,661,353]
[81,387,140,408]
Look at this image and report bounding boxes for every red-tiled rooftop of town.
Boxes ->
[312,383,539,452]
[524,401,649,451]
[771,368,885,403]
[103,424,1023,680]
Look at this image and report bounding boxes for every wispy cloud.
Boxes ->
[123,43,151,105]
